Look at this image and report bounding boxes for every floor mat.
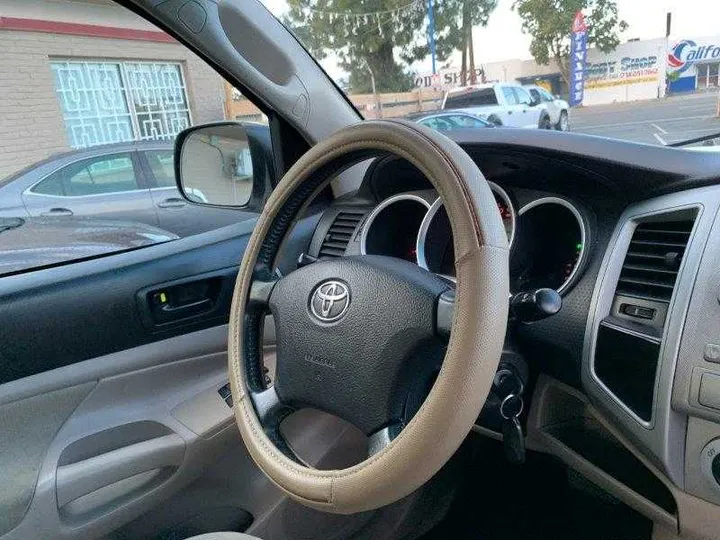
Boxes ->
[422,437,653,540]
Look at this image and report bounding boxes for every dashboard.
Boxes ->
[304,129,720,538]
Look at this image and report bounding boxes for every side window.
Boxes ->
[444,94,468,108]
[529,89,541,103]
[146,150,177,188]
[502,87,518,105]
[540,88,555,102]
[420,117,450,131]
[513,88,533,106]
[0,2,268,276]
[448,115,488,128]
[420,117,439,130]
[466,89,498,106]
[32,154,138,196]
[30,171,66,196]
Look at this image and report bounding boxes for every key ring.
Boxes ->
[494,369,524,396]
[500,393,524,420]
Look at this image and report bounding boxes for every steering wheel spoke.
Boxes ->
[248,272,280,309]
[436,288,456,338]
[249,386,298,460]
[367,423,403,457]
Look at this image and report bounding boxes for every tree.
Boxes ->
[513,0,628,85]
[285,0,498,94]
[284,0,426,94]
[404,0,497,85]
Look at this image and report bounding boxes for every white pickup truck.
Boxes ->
[442,82,557,129]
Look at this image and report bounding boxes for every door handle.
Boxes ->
[507,111,513,114]
[157,197,186,209]
[160,297,212,315]
[40,207,73,217]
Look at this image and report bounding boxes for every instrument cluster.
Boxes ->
[360,184,587,294]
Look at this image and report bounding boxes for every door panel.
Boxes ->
[0,327,237,540]
[0,209,326,539]
[0,382,95,536]
[0,214,318,384]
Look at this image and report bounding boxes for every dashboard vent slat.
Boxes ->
[616,218,695,302]
[318,209,366,259]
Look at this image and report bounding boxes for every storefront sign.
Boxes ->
[668,40,720,74]
[585,55,659,89]
[569,11,588,106]
[414,67,485,89]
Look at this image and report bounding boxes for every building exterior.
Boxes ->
[0,0,227,179]
[415,34,720,107]
[580,37,666,105]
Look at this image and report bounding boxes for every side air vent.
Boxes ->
[595,210,697,422]
[616,219,695,302]
[318,210,365,258]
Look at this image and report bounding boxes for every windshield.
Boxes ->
[262,0,720,148]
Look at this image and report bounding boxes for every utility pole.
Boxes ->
[427,0,437,74]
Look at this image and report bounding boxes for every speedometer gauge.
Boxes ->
[417,182,515,275]
[493,186,515,246]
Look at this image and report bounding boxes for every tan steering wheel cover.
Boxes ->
[228,120,509,514]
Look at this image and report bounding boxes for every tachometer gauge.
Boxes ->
[360,194,431,263]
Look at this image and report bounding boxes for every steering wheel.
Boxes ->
[228,120,509,514]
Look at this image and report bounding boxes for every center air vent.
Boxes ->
[318,209,366,258]
[617,218,696,302]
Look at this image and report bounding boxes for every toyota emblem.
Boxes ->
[310,280,350,323]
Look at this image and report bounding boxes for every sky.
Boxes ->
[262,0,720,79]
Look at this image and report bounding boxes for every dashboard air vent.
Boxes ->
[617,218,695,302]
[318,210,365,258]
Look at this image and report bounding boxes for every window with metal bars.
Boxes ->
[50,60,192,149]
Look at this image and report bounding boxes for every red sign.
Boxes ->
[572,11,587,34]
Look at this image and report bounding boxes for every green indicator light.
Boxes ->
[576,243,583,250]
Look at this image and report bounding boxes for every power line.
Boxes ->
[304,0,424,20]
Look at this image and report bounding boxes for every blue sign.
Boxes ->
[569,11,588,107]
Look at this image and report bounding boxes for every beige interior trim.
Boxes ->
[228,120,510,514]
[527,375,720,540]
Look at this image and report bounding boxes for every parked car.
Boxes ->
[522,84,570,131]
[0,216,178,275]
[405,110,496,131]
[441,82,548,129]
[0,139,256,238]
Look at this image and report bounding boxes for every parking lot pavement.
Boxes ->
[569,91,720,146]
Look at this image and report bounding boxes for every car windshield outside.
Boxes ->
[2,0,720,276]
[260,0,720,147]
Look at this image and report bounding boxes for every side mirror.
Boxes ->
[174,122,263,207]
[529,95,541,107]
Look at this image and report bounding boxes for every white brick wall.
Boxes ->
[0,30,227,178]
